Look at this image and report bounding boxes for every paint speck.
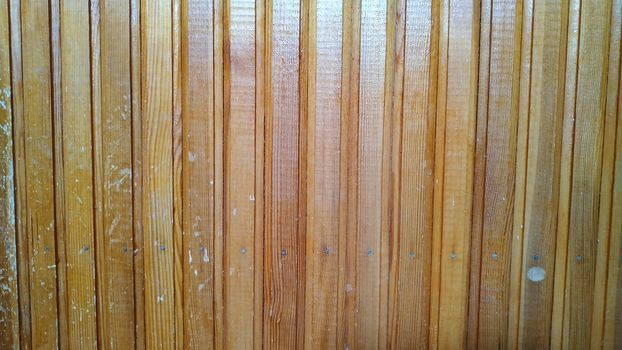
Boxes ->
[527,266,546,282]
[157,295,165,303]
[202,248,209,262]
[345,284,353,293]
[248,194,255,201]
[188,152,195,162]
[232,208,237,216]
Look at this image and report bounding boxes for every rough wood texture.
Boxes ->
[1,0,622,348]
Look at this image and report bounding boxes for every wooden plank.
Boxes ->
[19,1,59,347]
[304,0,342,347]
[472,1,521,348]
[130,0,145,348]
[141,0,175,348]
[603,32,622,349]
[59,0,98,347]
[337,0,361,348]
[224,0,257,348]
[92,0,136,347]
[561,1,611,348]
[355,0,387,347]
[591,0,621,346]
[435,0,479,348]
[550,0,580,346]
[388,0,437,348]
[264,0,302,347]
[183,0,215,348]
[513,1,569,348]
[0,0,18,346]
[8,1,30,347]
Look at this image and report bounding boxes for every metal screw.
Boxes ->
[491,252,498,260]
[160,245,166,251]
[367,249,373,256]
[408,252,416,260]
[450,252,457,260]
[240,247,247,254]
[576,255,583,262]
[533,255,539,261]
[281,249,287,257]
[323,247,331,255]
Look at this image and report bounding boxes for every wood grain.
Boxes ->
[0,0,18,347]
[141,0,175,348]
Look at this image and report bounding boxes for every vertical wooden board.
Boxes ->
[475,0,521,348]
[304,0,342,347]
[603,46,622,349]
[59,0,98,347]
[265,0,301,347]
[389,0,436,348]
[225,0,256,348]
[516,1,568,348]
[564,0,611,348]
[94,0,136,347]
[183,0,215,348]
[130,0,145,348]
[142,0,175,348]
[591,0,621,346]
[19,1,59,347]
[0,0,18,347]
[353,0,386,348]
[436,0,479,348]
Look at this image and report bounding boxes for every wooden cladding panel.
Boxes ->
[0,0,621,349]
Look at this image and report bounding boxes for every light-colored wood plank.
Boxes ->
[0,0,18,347]
[513,1,569,349]
[19,1,59,347]
[93,0,136,347]
[562,1,611,348]
[182,0,215,348]
[224,0,257,348]
[435,0,479,348]
[304,0,342,347]
[141,0,175,347]
[388,0,437,348]
[59,0,98,347]
[264,0,302,347]
[473,1,521,348]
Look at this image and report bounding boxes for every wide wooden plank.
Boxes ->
[59,0,98,347]
[264,0,302,347]
[183,0,216,348]
[19,1,59,347]
[141,0,175,348]
[472,1,521,348]
[304,0,342,347]
[0,0,18,347]
[388,0,437,348]
[435,0,479,348]
[562,1,611,348]
[514,1,569,348]
[92,0,136,347]
[224,0,258,348]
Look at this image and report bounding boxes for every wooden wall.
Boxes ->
[0,0,621,349]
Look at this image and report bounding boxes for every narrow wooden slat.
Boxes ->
[130,0,145,348]
[93,0,136,347]
[603,32,622,349]
[224,0,257,347]
[19,1,59,347]
[304,0,342,347]
[337,0,361,348]
[562,1,611,348]
[141,0,175,347]
[0,0,19,346]
[183,0,215,348]
[264,0,302,347]
[551,0,579,346]
[435,0,479,348]
[591,0,622,346]
[59,0,98,347]
[8,1,30,347]
[473,1,521,348]
[514,1,569,348]
[388,0,437,348]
